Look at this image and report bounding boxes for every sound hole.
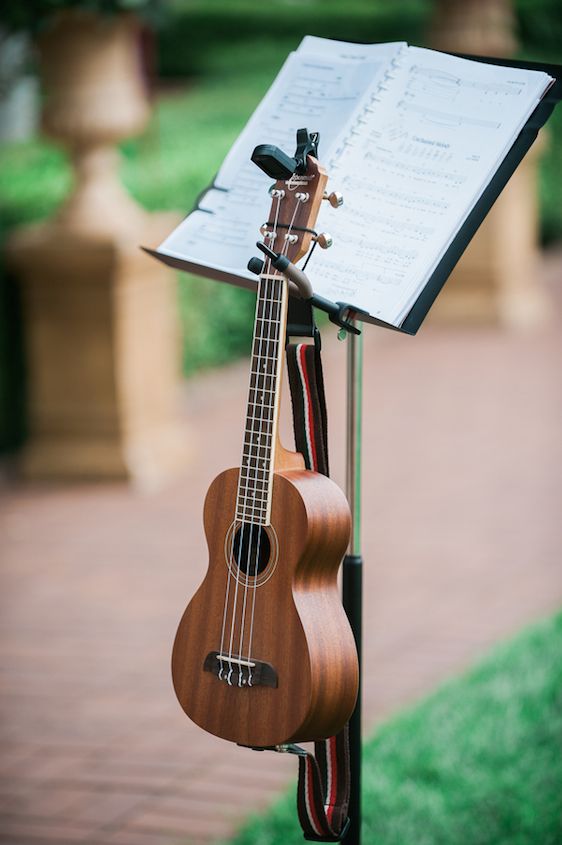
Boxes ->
[232,524,271,577]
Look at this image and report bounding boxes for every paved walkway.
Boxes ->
[1,250,562,844]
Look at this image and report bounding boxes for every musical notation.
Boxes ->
[408,65,525,103]
[158,37,553,327]
[397,99,502,130]
[308,45,552,323]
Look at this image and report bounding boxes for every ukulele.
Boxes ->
[171,130,359,748]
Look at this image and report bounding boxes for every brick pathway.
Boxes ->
[1,250,561,844]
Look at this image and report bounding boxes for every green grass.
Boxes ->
[223,612,562,845]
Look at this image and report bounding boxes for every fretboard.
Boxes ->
[236,272,287,525]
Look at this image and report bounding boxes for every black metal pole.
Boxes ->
[342,324,363,845]
[343,553,362,845]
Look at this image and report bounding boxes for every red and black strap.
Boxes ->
[286,337,351,843]
[286,342,329,477]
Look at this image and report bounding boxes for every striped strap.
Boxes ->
[286,341,351,843]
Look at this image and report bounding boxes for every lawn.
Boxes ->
[223,612,562,845]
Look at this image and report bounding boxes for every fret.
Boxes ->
[258,298,283,310]
[240,460,270,473]
[237,489,269,503]
[240,480,270,492]
[235,513,267,525]
[246,379,278,396]
[248,380,277,392]
[243,428,272,440]
[248,380,275,394]
[249,362,278,373]
[246,391,276,400]
[246,402,274,422]
[242,445,271,459]
[236,496,267,514]
[236,495,268,510]
[255,314,282,324]
[244,420,272,438]
[241,462,270,473]
[255,312,282,325]
[235,512,267,523]
[239,485,269,498]
[245,428,274,438]
[248,369,277,383]
[253,317,282,330]
[243,433,272,446]
[239,473,270,486]
[251,342,280,359]
[235,507,268,516]
[257,280,284,294]
[246,394,276,404]
[243,443,271,464]
[250,355,280,365]
[245,404,274,416]
[237,481,269,496]
[246,408,275,418]
[249,369,276,382]
[254,307,283,323]
[249,379,276,395]
[240,472,270,484]
[241,461,270,474]
[248,385,277,397]
[241,463,270,474]
[244,413,274,426]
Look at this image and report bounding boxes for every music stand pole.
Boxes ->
[342,321,363,845]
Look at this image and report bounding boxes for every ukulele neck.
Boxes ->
[236,272,288,527]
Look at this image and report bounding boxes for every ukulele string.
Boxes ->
[244,267,285,683]
[238,191,282,686]
[237,272,279,686]
[218,191,280,682]
[217,522,235,680]
[227,191,283,686]
[246,190,303,674]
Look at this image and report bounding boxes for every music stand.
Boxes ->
[146,52,562,845]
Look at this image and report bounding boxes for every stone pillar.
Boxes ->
[428,0,549,327]
[7,11,187,488]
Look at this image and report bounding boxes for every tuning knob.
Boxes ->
[315,232,333,249]
[323,191,344,208]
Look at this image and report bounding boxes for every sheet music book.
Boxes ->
[152,37,555,329]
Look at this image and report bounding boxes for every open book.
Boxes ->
[152,37,555,328]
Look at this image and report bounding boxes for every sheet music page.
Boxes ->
[158,40,404,279]
[307,47,553,325]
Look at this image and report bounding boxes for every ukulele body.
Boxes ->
[171,466,358,748]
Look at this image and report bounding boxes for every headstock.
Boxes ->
[262,158,327,265]
[250,129,342,272]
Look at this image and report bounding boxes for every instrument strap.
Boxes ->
[285,300,351,843]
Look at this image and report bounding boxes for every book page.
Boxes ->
[158,39,403,278]
[307,47,553,325]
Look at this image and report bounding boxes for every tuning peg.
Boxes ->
[314,232,333,249]
[323,191,344,208]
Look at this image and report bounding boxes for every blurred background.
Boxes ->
[0,1,561,844]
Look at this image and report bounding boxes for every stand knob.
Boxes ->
[247,257,264,276]
[323,191,344,208]
[315,232,333,249]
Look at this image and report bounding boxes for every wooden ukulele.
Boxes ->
[172,130,358,748]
